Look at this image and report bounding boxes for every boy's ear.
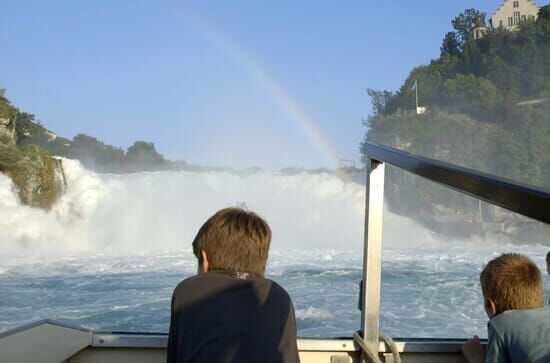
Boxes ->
[485,298,497,318]
[200,250,210,273]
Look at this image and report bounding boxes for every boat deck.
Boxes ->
[0,320,472,363]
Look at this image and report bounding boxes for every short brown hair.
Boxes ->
[480,253,544,314]
[192,207,271,275]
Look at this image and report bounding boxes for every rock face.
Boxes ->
[0,114,67,209]
[0,110,67,209]
[0,144,66,209]
[0,117,16,145]
[0,93,67,209]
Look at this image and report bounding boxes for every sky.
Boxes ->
[0,0,505,169]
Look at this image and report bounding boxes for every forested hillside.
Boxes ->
[362,6,550,238]
[1,90,267,175]
[0,91,182,173]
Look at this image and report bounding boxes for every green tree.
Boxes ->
[539,5,550,22]
[367,89,393,115]
[125,141,166,171]
[69,134,125,172]
[0,89,17,121]
[444,75,500,120]
[451,8,486,48]
[441,32,460,57]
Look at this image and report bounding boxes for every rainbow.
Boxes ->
[190,12,344,170]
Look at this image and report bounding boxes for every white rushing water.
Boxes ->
[0,158,548,337]
[0,159,366,259]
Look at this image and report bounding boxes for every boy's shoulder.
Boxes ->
[490,307,550,332]
[175,271,282,286]
[173,272,291,302]
[488,308,550,361]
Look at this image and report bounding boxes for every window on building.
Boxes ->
[508,17,513,26]
[522,15,527,21]
[514,11,521,25]
[513,1,519,8]
[499,20,503,27]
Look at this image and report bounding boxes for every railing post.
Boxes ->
[360,157,385,357]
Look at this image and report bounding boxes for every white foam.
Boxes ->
[4,158,539,268]
[296,306,333,320]
[0,160,367,266]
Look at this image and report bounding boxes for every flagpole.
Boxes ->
[415,79,419,111]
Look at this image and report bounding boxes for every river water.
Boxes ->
[1,159,548,338]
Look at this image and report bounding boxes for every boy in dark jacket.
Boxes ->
[167,207,300,363]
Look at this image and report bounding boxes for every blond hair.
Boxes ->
[480,253,544,314]
[192,207,271,275]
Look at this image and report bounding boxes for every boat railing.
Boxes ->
[359,142,550,355]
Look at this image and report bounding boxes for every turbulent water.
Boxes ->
[0,159,548,338]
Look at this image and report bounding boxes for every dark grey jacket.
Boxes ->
[167,271,300,363]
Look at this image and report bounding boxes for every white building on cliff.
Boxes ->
[490,0,540,30]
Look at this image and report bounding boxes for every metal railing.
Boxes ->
[358,142,550,357]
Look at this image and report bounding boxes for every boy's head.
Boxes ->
[480,253,544,317]
[192,207,272,276]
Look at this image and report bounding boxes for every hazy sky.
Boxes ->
[1,0,504,169]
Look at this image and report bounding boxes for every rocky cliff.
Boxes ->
[0,114,66,209]
[0,116,16,145]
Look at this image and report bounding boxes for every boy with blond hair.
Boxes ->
[167,207,300,363]
[462,253,550,363]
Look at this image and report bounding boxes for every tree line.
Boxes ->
[368,7,550,124]
[2,93,268,175]
[0,94,181,173]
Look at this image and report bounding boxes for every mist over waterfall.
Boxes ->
[0,158,459,265]
[0,159,368,261]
